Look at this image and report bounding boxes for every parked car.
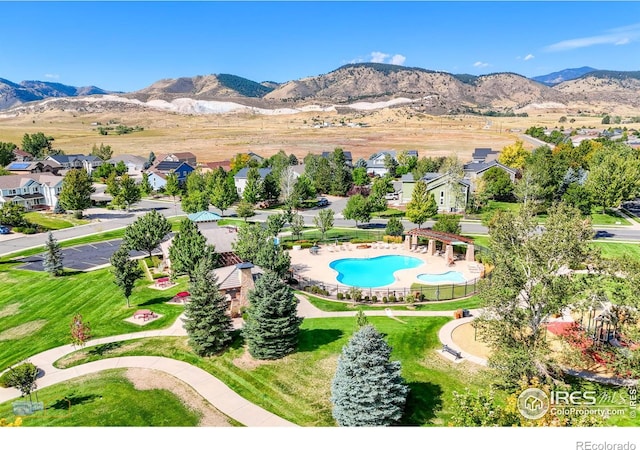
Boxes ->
[385,192,399,200]
[0,225,10,235]
[317,197,330,207]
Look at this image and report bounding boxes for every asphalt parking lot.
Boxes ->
[16,239,150,272]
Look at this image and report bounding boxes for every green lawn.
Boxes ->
[371,208,405,218]
[24,212,90,230]
[591,241,640,259]
[0,267,186,370]
[52,316,490,426]
[301,293,481,312]
[0,369,201,426]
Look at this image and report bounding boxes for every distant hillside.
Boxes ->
[4,65,640,115]
[532,67,597,86]
[0,78,111,109]
[126,74,274,102]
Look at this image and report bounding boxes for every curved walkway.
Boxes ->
[0,315,293,427]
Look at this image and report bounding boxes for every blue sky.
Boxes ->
[1,1,639,92]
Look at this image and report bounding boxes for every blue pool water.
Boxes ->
[329,255,424,288]
[416,271,466,284]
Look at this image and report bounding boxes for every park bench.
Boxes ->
[442,344,462,360]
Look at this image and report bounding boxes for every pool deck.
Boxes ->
[289,242,483,291]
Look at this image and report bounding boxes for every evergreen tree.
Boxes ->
[329,148,353,196]
[405,181,437,228]
[168,218,217,281]
[183,260,233,356]
[58,168,95,219]
[110,245,143,308]
[261,172,280,202]
[331,325,408,426]
[243,271,302,359]
[123,210,172,258]
[43,231,63,276]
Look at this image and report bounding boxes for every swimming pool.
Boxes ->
[416,271,467,284]
[329,255,424,288]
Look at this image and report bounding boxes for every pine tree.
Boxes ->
[110,245,143,308]
[242,271,302,360]
[43,232,63,276]
[331,325,408,426]
[183,260,233,356]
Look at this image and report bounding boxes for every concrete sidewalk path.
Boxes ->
[0,356,295,427]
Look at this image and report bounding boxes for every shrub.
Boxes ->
[345,293,351,300]
[363,295,370,302]
[371,295,378,302]
[0,371,11,388]
[337,292,344,300]
[350,238,375,244]
[382,296,388,303]
[383,235,403,244]
[389,295,397,303]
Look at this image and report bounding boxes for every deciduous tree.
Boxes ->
[342,194,371,227]
[123,210,172,258]
[168,218,217,281]
[70,313,92,348]
[405,181,437,228]
[498,139,530,170]
[0,142,17,167]
[313,208,334,241]
[58,168,95,219]
[110,244,143,308]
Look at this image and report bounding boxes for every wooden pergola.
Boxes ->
[405,228,475,264]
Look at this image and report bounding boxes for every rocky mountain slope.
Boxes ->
[2,64,639,115]
[0,79,111,110]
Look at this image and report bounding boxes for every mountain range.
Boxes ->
[2,64,640,116]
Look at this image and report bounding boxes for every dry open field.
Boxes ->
[0,107,611,163]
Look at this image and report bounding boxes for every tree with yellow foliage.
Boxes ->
[0,417,22,427]
[498,139,530,170]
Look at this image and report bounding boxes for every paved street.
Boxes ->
[2,195,640,258]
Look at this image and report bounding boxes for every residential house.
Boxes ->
[401,172,470,213]
[233,167,272,195]
[108,154,147,175]
[365,150,419,176]
[156,152,198,167]
[469,148,499,163]
[321,150,353,167]
[45,154,103,175]
[152,161,195,182]
[247,152,264,164]
[13,149,32,162]
[147,171,168,190]
[0,174,63,211]
[5,160,62,175]
[462,160,517,192]
[200,160,232,173]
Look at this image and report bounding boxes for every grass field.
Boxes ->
[0,266,186,370]
[24,212,90,230]
[52,316,490,426]
[591,241,640,259]
[301,292,481,312]
[0,370,201,426]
